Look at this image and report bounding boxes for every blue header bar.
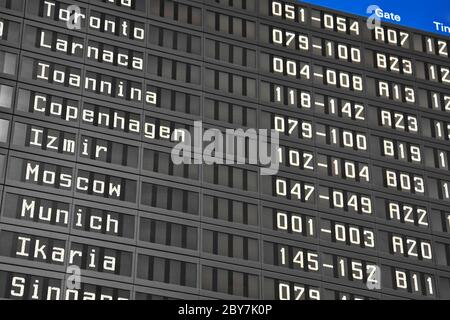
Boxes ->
[298,0,450,37]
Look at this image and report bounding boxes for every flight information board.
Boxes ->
[0,0,449,300]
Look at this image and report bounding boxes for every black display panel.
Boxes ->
[0,0,448,300]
